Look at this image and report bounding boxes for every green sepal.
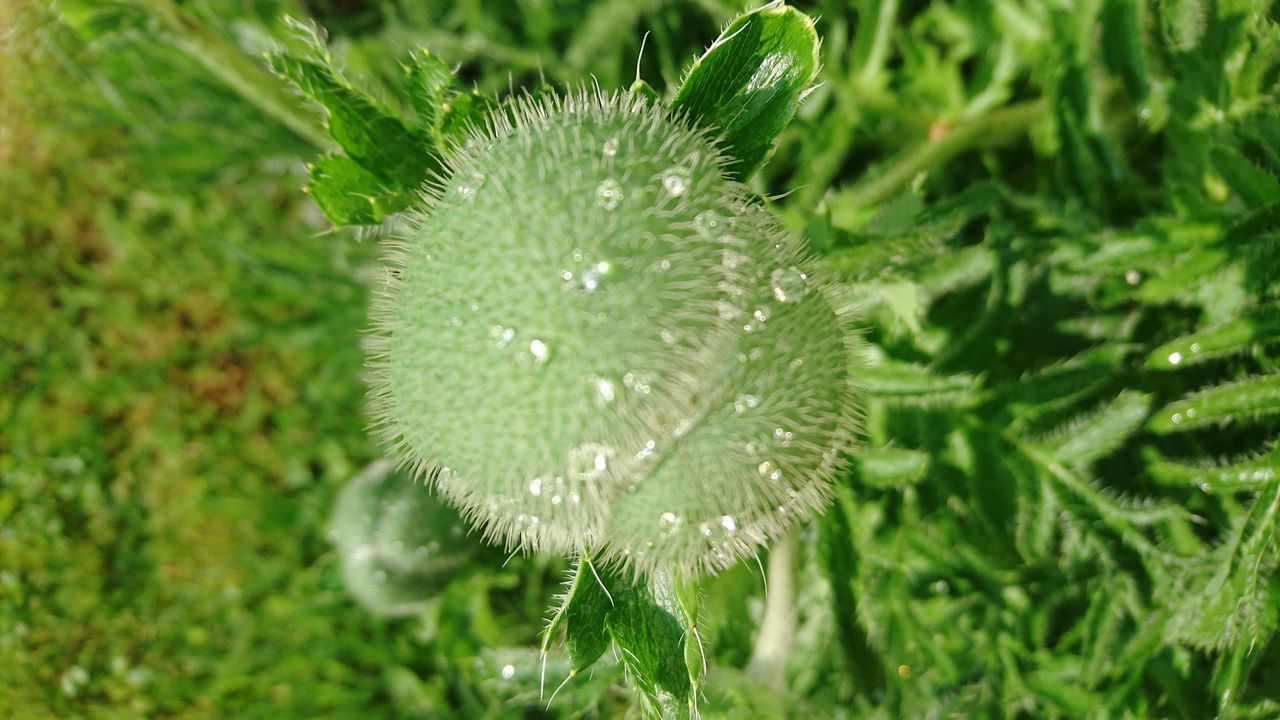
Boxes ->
[542,556,702,718]
[672,0,820,180]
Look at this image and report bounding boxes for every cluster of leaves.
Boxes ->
[7,0,1280,717]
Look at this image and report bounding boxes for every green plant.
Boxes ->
[10,0,1280,717]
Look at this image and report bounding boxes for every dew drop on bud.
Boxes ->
[457,170,486,201]
[529,339,550,363]
[596,179,623,210]
[693,210,726,239]
[771,266,810,303]
[662,166,691,197]
[569,442,611,481]
[490,325,515,348]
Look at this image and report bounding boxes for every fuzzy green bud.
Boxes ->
[370,91,859,578]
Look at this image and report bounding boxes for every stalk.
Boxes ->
[838,99,1045,212]
[746,528,799,690]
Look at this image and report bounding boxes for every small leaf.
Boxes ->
[306,154,409,226]
[542,556,615,673]
[1100,0,1149,102]
[672,0,820,180]
[1037,391,1151,468]
[543,558,701,717]
[405,48,453,132]
[1165,481,1280,651]
[1145,446,1279,492]
[605,571,696,718]
[1147,374,1280,433]
[857,446,930,487]
[267,33,445,226]
[1146,303,1280,370]
[860,362,980,408]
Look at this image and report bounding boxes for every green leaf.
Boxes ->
[1100,0,1149,102]
[857,446,930,487]
[1147,374,1280,433]
[306,154,409,226]
[268,53,438,188]
[542,558,702,717]
[1165,481,1280,652]
[542,556,615,674]
[405,48,454,133]
[1037,392,1151,468]
[605,571,697,719]
[1145,446,1279,492]
[266,27,446,226]
[861,362,981,408]
[1146,303,1280,370]
[672,0,820,180]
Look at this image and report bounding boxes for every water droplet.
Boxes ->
[695,210,727,238]
[771,266,810,302]
[602,137,619,158]
[1168,351,1183,365]
[673,417,693,437]
[580,260,610,292]
[773,427,794,446]
[659,512,681,535]
[569,443,610,481]
[662,166,691,196]
[589,375,615,406]
[1190,342,1202,353]
[758,460,782,481]
[1171,412,1184,424]
[734,394,759,413]
[753,307,771,323]
[1125,269,1142,286]
[720,515,737,534]
[623,371,653,394]
[501,664,515,680]
[721,248,748,270]
[529,339,550,363]
[596,179,623,210]
[529,477,543,497]
[490,325,515,348]
[457,170,486,201]
[634,438,657,462]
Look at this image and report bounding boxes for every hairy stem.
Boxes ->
[746,528,799,690]
[141,0,333,151]
[837,99,1045,212]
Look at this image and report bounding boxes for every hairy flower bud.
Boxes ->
[370,90,859,578]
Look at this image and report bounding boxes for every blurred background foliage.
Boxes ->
[2,0,1279,717]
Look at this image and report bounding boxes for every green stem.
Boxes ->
[837,99,1045,212]
[745,528,798,690]
[141,0,333,151]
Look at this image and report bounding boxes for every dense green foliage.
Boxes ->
[3,0,1280,717]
